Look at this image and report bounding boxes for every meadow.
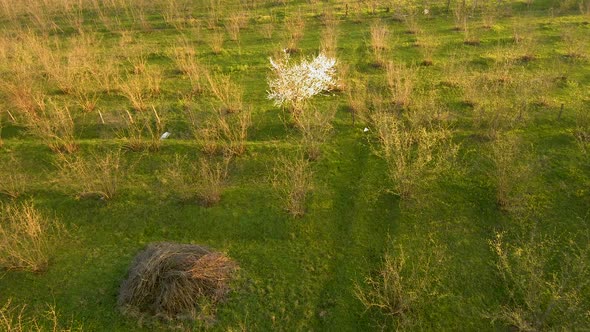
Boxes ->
[0,0,589,330]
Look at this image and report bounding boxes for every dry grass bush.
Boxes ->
[581,0,590,17]
[186,106,251,156]
[0,154,27,199]
[208,29,224,55]
[561,26,588,59]
[320,19,338,58]
[511,18,538,62]
[415,33,438,66]
[120,106,165,152]
[489,132,534,214]
[294,105,336,161]
[226,12,247,42]
[480,1,500,29]
[346,75,369,123]
[371,112,458,199]
[0,299,83,332]
[272,154,313,217]
[194,156,230,207]
[260,22,274,40]
[21,100,78,154]
[119,242,238,322]
[284,11,305,52]
[171,42,205,95]
[355,235,448,330]
[452,1,468,31]
[206,73,244,113]
[574,106,590,154]
[0,201,56,272]
[118,74,150,112]
[56,149,123,200]
[385,62,417,110]
[462,20,481,46]
[488,230,590,330]
[159,154,231,206]
[369,22,388,67]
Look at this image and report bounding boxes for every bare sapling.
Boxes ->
[56,148,124,200]
[346,76,369,124]
[488,229,590,330]
[0,201,57,272]
[196,155,230,207]
[0,153,26,199]
[561,26,588,59]
[370,22,389,67]
[226,12,247,43]
[272,153,314,218]
[171,41,205,94]
[120,106,165,152]
[293,105,336,161]
[214,107,252,156]
[0,299,83,331]
[371,112,458,199]
[208,28,224,55]
[21,99,78,154]
[320,18,339,58]
[206,73,244,113]
[284,11,305,53]
[385,62,417,110]
[415,33,438,66]
[159,154,230,206]
[489,132,534,214]
[355,235,448,330]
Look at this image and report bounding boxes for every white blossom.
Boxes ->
[267,50,337,108]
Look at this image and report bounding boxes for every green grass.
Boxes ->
[1,0,589,330]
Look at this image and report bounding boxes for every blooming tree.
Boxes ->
[267,50,337,111]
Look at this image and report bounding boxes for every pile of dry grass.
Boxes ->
[118,242,238,321]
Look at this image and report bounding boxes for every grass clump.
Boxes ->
[0,201,57,273]
[118,242,238,322]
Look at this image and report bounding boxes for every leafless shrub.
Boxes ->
[488,230,590,330]
[0,201,57,272]
[356,235,448,330]
[171,42,205,94]
[370,22,388,67]
[120,106,165,152]
[371,112,458,199]
[385,62,417,110]
[294,105,336,161]
[0,154,27,199]
[208,29,224,55]
[56,149,124,200]
[489,132,534,214]
[284,11,305,52]
[159,153,231,207]
[0,299,83,332]
[272,154,313,217]
[206,73,243,113]
[21,100,78,154]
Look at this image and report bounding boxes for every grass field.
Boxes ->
[1,0,589,330]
